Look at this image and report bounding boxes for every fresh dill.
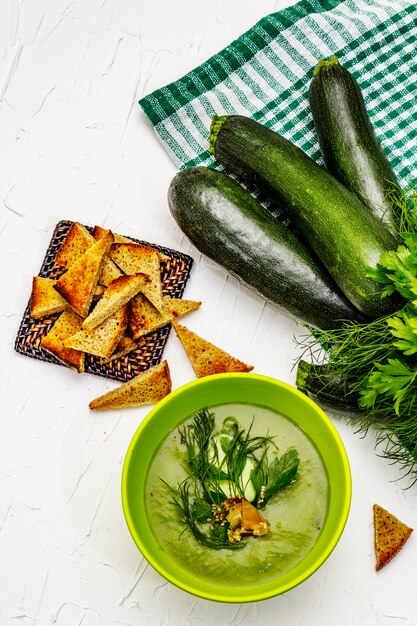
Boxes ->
[163,479,244,550]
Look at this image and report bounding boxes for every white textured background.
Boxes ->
[1,1,417,624]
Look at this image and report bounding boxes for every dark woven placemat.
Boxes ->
[14,220,194,382]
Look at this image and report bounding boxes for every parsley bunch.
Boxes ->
[297,189,417,481]
[362,235,417,415]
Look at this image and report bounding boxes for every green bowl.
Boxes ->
[121,373,351,603]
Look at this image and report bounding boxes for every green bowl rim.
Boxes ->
[121,372,352,603]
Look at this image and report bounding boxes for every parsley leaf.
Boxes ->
[367,235,417,304]
[359,358,417,415]
[251,448,299,507]
[386,311,417,355]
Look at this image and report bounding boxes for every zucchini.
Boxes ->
[309,56,401,232]
[209,115,399,319]
[168,166,364,330]
[296,360,362,414]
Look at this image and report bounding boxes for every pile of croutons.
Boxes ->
[30,222,253,410]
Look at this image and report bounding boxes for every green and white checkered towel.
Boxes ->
[140,0,417,184]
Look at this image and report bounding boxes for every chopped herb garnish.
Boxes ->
[163,408,299,549]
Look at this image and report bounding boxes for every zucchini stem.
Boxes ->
[313,55,340,76]
[209,115,228,155]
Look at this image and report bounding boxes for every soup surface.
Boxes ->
[145,402,328,586]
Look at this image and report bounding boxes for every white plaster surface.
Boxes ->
[1,1,417,624]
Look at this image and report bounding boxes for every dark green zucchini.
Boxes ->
[296,360,362,414]
[168,166,364,330]
[209,115,400,319]
[309,56,401,232]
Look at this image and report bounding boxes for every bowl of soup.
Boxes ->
[121,373,351,603]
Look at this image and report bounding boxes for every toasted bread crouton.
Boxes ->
[99,255,123,287]
[163,297,201,319]
[93,284,106,300]
[30,276,70,319]
[55,222,121,287]
[64,304,128,359]
[373,504,413,570]
[88,226,123,285]
[30,277,105,319]
[82,273,149,331]
[40,310,85,372]
[173,322,253,378]
[55,222,92,268]
[89,360,171,410]
[92,225,170,262]
[129,294,172,340]
[102,334,145,363]
[110,243,163,311]
[92,225,132,244]
[88,229,122,286]
[128,296,200,340]
[92,225,108,241]
[54,231,114,317]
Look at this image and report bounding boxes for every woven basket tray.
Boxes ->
[14,220,194,382]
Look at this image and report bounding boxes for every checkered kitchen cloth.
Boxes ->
[139,0,417,184]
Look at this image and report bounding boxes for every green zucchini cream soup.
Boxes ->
[145,403,328,586]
